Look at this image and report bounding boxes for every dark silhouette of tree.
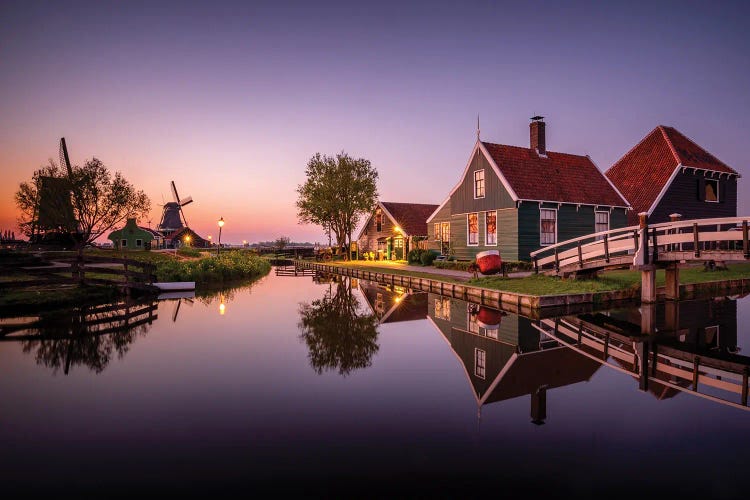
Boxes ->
[298,277,379,376]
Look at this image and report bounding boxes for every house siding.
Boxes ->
[450,150,515,215]
[649,171,737,223]
[427,200,452,253]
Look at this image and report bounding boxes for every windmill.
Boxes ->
[157,180,194,234]
[31,138,78,244]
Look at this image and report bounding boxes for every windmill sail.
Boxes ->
[158,181,194,233]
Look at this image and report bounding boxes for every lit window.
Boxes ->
[441,222,450,242]
[474,170,485,198]
[595,211,609,240]
[376,210,383,231]
[475,348,486,379]
[705,179,718,202]
[434,223,440,240]
[434,297,451,321]
[394,238,403,248]
[540,209,556,245]
[486,211,497,245]
[467,213,479,245]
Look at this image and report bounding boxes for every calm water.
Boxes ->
[1,268,749,498]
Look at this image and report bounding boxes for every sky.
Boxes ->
[1,0,749,245]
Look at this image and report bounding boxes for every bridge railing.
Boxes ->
[530,216,750,273]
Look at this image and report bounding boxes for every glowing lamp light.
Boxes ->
[219,294,226,315]
[217,217,224,256]
[394,226,402,233]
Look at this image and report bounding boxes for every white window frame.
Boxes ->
[485,210,497,246]
[705,178,719,203]
[539,208,557,246]
[441,222,450,243]
[595,211,609,241]
[434,223,440,240]
[467,212,479,246]
[473,169,485,199]
[474,348,486,379]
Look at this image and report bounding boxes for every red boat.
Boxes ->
[475,250,502,275]
[476,306,503,330]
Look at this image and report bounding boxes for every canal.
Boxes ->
[1,267,748,498]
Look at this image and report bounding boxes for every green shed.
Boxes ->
[108,218,154,251]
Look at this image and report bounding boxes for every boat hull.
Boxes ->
[476,306,503,330]
[475,250,502,275]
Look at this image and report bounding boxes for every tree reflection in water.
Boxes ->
[298,276,379,376]
[19,300,156,375]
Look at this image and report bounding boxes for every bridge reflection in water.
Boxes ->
[351,278,750,418]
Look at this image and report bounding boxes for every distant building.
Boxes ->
[108,218,154,250]
[357,201,438,260]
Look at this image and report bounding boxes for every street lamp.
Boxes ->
[217,217,224,256]
[208,235,212,247]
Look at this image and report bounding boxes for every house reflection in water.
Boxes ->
[357,281,428,325]
[425,293,602,424]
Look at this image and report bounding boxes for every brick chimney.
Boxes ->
[530,116,546,155]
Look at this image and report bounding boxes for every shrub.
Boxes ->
[155,250,271,284]
[434,260,476,271]
[177,246,201,258]
[407,248,424,264]
[420,249,440,266]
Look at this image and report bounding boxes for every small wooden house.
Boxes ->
[605,125,739,225]
[168,227,209,248]
[108,218,154,251]
[357,201,438,260]
[427,117,630,261]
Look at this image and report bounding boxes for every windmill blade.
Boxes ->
[59,137,73,179]
[171,181,180,203]
[180,196,193,206]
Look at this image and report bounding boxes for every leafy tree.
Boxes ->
[275,236,291,252]
[15,157,150,253]
[296,152,378,258]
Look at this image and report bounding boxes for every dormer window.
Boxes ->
[376,209,383,231]
[474,170,485,198]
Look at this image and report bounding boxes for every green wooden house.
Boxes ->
[426,117,630,261]
[108,218,155,251]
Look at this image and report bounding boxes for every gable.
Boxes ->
[450,148,516,214]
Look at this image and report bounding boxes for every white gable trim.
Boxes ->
[587,155,632,210]
[425,140,519,224]
[647,163,683,217]
[378,203,404,235]
[355,207,376,241]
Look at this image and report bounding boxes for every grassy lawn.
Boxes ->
[313,259,750,296]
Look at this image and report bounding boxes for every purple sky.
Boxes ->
[1,0,748,244]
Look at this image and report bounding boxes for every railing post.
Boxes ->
[669,213,682,252]
[603,234,610,263]
[577,242,583,268]
[693,223,700,258]
[533,256,538,274]
[554,247,559,273]
[743,220,749,259]
[651,227,658,263]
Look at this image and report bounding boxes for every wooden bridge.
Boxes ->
[530,214,750,303]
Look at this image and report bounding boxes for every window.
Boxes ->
[434,223,440,240]
[441,222,450,242]
[434,297,451,321]
[595,211,609,240]
[705,179,719,202]
[474,348,486,379]
[467,213,479,245]
[474,170,485,198]
[394,238,403,248]
[540,209,556,245]
[376,210,383,231]
[121,239,127,248]
[485,211,497,245]
[136,239,143,247]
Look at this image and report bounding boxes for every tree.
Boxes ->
[275,236,291,253]
[15,157,150,253]
[296,152,378,258]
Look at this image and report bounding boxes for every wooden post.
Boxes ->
[533,256,538,274]
[554,247,559,272]
[577,242,583,268]
[637,340,649,391]
[693,223,700,257]
[692,356,701,390]
[651,228,658,262]
[665,262,680,300]
[743,220,749,259]
[603,234,610,263]
[669,213,682,252]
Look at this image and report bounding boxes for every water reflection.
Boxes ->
[0,299,157,375]
[421,287,750,416]
[297,275,380,376]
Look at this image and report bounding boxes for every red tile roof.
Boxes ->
[481,142,627,207]
[605,126,738,219]
[381,202,439,237]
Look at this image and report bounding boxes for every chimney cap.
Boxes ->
[531,115,544,121]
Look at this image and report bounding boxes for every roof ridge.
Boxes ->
[661,125,736,174]
[658,125,682,165]
[482,141,590,160]
[607,126,669,174]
